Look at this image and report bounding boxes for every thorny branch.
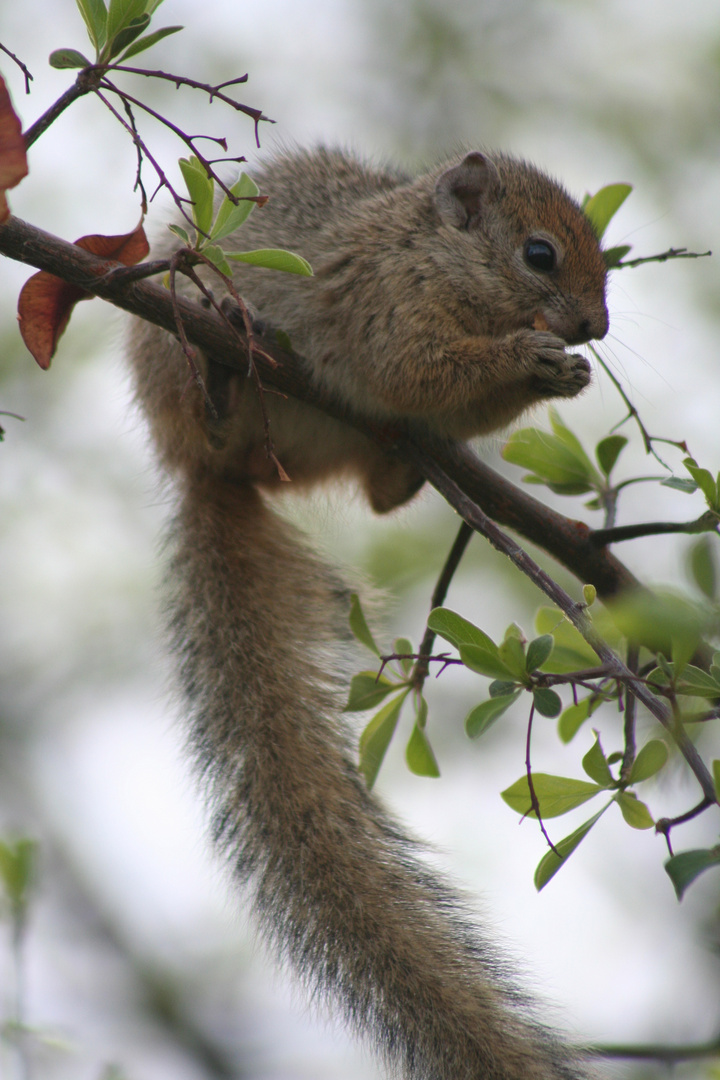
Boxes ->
[21,61,270,195]
[0,43,33,93]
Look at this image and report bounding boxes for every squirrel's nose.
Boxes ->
[570,306,609,345]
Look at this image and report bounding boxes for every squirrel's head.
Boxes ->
[433,152,609,345]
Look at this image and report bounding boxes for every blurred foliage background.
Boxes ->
[1,1,720,1077]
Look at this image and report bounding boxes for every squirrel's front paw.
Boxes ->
[523,330,592,399]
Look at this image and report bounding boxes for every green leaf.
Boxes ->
[689,535,717,600]
[359,691,408,788]
[394,638,414,675]
[117,23,183,61]
[178,156,214,237]
[406,710,440,778]
[583,183,633,239]
[532,687,562,718]
[610,591,707,674]
[683,457,719,510]
[603,244,632,269]
[210,173,261,242]
[582,733,614,786]
[201,244,232,277]
[534,607,601,671]
[616,791,654,829]
[427,608,498,652]
[459,643,513,680]
[549,409,598,467]
[167,223,190,245]
[502,425,598,495]
[534,806,609,890]
[582,584,597,607]
[227,248,313,276]
[49,48,92,68]
[345,672,398,712]
[501,774,602,819]
[76,0,108,51]
[108,12,150,57]
[595,434,628,477]
[713,761,720,800]
[558,698,592,743]
[465,692,521,739]
[106,0,147,44]
[526,634,554,673]
[489,679,520,697]
[498,634,526,679]
[661,476,698,495]
[275,329,293,352]
[348,594,380,655]
[674,664,720,698]
[665,847,720,900]
[629,739,669,782]
[0,839,37,918]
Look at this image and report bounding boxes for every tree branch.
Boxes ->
[1,213,716,803]
[0,215,637,596]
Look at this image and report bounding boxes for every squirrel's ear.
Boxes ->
[434,153,501,229]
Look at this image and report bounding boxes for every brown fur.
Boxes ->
[128,148,608,1078]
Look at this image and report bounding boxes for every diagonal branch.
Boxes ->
[0,213,640,605]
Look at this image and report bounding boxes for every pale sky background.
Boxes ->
[1,2,720,1079]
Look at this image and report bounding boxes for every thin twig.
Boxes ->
[183,259,288,482]
[100,76,243,204]
[22,67,103,147]
[0,42,34,93]
[615,246,712,270]
[592,511,719,545]
[107,64,272,143]
[620,643,639,783]
[94,86,195,227]
[590,345,688,468]
[587,1033,720,1063]
[655,796,717,855]
[411,521,474,690]
[524,703,560,856]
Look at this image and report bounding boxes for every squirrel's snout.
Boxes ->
[566,305,609,345]
[542,303,609,346]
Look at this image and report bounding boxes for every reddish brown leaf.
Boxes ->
[74,225,150,266]
[0,75,28,222]
[18,222,149,368]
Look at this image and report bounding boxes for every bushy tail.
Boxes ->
[167,471,588,1080]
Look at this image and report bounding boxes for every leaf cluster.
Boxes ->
[502,407,628,512]
[346,594,439,788]
[171,157,312,278]
[349,397,720,898]
[51,0,182,69]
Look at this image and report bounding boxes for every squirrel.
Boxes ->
[128,147,608,1080]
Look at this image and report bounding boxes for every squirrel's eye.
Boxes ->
[524,239,557,273]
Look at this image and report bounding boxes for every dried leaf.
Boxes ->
[19,223,149,368]
[0,76,29,222]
